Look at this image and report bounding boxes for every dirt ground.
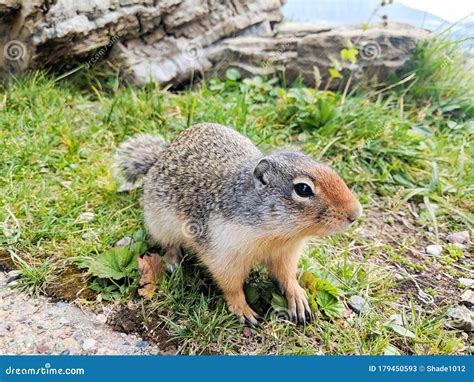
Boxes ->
[0,200,472,354]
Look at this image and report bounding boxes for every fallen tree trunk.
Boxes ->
[0,0,428,87]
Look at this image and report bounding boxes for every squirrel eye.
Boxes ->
[294,183,314,197]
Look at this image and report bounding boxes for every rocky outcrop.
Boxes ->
[0,0,429,87]
[0,0,284,73]
[206,22,429,87]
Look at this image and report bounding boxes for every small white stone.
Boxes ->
[460,290,474,306]
[6,270,22,284]
[114,236,133,247]
[426,244,442,256]
[77,212,94,223]
[348,295,369,314]
[96,314,107,324]
[447,305,472,332]
[82,339,96,350]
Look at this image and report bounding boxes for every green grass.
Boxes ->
[0,37,472,355]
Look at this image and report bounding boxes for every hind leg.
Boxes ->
[162,244,182,272]
[144,208,184,272]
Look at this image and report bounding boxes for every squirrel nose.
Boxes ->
[347,203,362,223]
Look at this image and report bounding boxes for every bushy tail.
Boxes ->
[115,134,167,183]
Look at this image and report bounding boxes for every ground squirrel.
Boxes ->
[116,123,362,325]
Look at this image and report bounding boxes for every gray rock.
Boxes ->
[114,237,133,247]
[206,22,429,90]
[460,290,474,307]
[446,231,470,244]
[82,338,96,351]
[96,314,107,324]
[6,270,22,283]
[77,212,94,223]
[425,244,442,256]
[348,295,370,314]
[136,340,149,349]
[459,278,474,289]
[447,305,473,332]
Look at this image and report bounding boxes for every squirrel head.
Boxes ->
[252,151,362,237]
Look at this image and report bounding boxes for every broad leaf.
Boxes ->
[316,290,344,318]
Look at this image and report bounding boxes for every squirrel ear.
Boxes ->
[253,158,271,190]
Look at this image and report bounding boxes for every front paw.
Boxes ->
[228,302,261,327]
[285,283,312,325]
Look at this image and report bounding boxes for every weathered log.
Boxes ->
[0,0,428,87]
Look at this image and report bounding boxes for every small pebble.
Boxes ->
[60,349,71,355]
[446,231,469,245]
[82,339,96,351]
[447,305,473,332]
[114,237,133,247]
[37,344,50,354]
[6,270,22,283]
[96,314,107,324]
[394,273,404,281]
[242,327,252,338]
[136,340,149,349]
[425,244,442,256]
[77,212,95,223]
[348,295,370,314]
[460,290,474,307]
[63,337,77,348]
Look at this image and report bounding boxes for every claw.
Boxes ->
[244,316,262,328]
[305,308,313,323]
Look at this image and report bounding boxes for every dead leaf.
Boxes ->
[137,253,165,299]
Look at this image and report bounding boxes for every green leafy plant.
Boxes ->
[300,270,344,319]
[79,243,144,280]
[78,230,148,280]
[277,87,337,129]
